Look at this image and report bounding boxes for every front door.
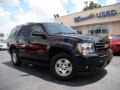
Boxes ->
[27,24,49,61]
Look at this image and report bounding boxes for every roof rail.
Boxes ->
[26,22,35,25]
[16,25,23,28]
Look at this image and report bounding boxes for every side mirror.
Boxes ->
[32,31,47,39]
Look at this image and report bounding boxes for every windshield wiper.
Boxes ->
[67,33,77,34]
[52,32,66,34]
[52,32,77,34]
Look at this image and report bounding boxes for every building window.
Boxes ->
[101,25,108,34]
[76,27,82,34]
[88,26,95,35]
[88,24,108,35]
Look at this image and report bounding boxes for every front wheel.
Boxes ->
[11,49,22,66]
[50,53,75,80]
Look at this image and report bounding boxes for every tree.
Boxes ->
[0,33,4,41]
[83,1,101,11]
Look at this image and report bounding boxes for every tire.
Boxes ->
[11,49,22,66]
[50,53,76,80]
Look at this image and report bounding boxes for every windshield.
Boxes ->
[111,36,120,40]
[43,23,77,35]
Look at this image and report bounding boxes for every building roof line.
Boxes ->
[57,3,120,18]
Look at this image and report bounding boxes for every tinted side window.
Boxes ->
[112,36,120,40]
[18,25,31,38]
[30,24,45,37]
[8,27,19,38]
[31,25,44,33]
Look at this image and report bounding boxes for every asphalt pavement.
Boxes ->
[0,51,120,90]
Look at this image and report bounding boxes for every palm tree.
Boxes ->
[83,1,101,11]
[0,33,4,41]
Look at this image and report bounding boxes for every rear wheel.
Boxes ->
[50,53,75,80]
[11,49,22,66]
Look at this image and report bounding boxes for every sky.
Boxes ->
[0,0,119,37]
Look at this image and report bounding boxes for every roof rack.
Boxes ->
[16,25,24,28]
[26,22,35,25]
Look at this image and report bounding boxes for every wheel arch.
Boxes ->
[9,44,17,54]
[49,46,73,60]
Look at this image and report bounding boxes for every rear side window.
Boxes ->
[8,27,19,38]
[18,25,31,38]
[111,36,120,40]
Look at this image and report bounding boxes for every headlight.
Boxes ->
[76,43,95,54]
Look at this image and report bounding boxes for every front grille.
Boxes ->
[95,42,108,56]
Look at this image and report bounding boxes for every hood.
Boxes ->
[57,34,109,43]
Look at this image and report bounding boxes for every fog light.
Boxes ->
[86,66,88,69]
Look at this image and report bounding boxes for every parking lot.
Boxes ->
[0,51,120,90]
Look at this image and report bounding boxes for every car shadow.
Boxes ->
[3,61,107,87]
[0,49,7,51]
[113,53,120,56]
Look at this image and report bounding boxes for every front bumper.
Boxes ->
[111,47,120,53]
[73,51,113,72]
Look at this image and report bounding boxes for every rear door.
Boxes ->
[16,25,31,58]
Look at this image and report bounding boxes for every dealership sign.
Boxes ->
[74,10,117,22]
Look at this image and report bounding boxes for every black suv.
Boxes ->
[7,23,113,80]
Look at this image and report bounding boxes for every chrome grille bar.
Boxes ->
[95,42,108,56]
